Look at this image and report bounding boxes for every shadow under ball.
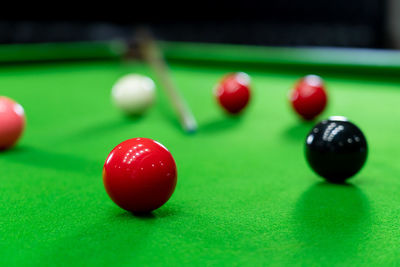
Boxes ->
[305,117,368,183]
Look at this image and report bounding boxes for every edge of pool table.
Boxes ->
[1,41,400,73]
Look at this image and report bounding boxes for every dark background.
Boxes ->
[2,0,396,49]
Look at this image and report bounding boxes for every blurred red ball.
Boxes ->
[290,75,328,120]
[0,96,25,150]
[215,72,251,114]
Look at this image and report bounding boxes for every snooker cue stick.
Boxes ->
[138,30,198,133]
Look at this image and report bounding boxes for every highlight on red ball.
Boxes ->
[289,75,328,121]
[0,96,26,150]
[214,72,251,115]
[103,137,177,213]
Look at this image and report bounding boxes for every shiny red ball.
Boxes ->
[290,75,328,120]
[103,138,177,213]
[215,72,251,114]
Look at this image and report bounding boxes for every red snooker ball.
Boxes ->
[289,75,328,120]
[103,138,177,213]
[215,72,251,114]
[0,96,25,150]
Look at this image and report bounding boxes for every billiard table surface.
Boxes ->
[2,41,400,266]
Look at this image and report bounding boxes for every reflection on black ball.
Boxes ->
[305,116,368,183]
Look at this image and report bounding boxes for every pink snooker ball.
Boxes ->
[0,97,25,150]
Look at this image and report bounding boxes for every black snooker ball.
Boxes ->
[305,116,368,183]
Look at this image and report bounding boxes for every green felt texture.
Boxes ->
[1,45,400,266]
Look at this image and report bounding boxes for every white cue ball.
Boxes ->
[111,74,156,115]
